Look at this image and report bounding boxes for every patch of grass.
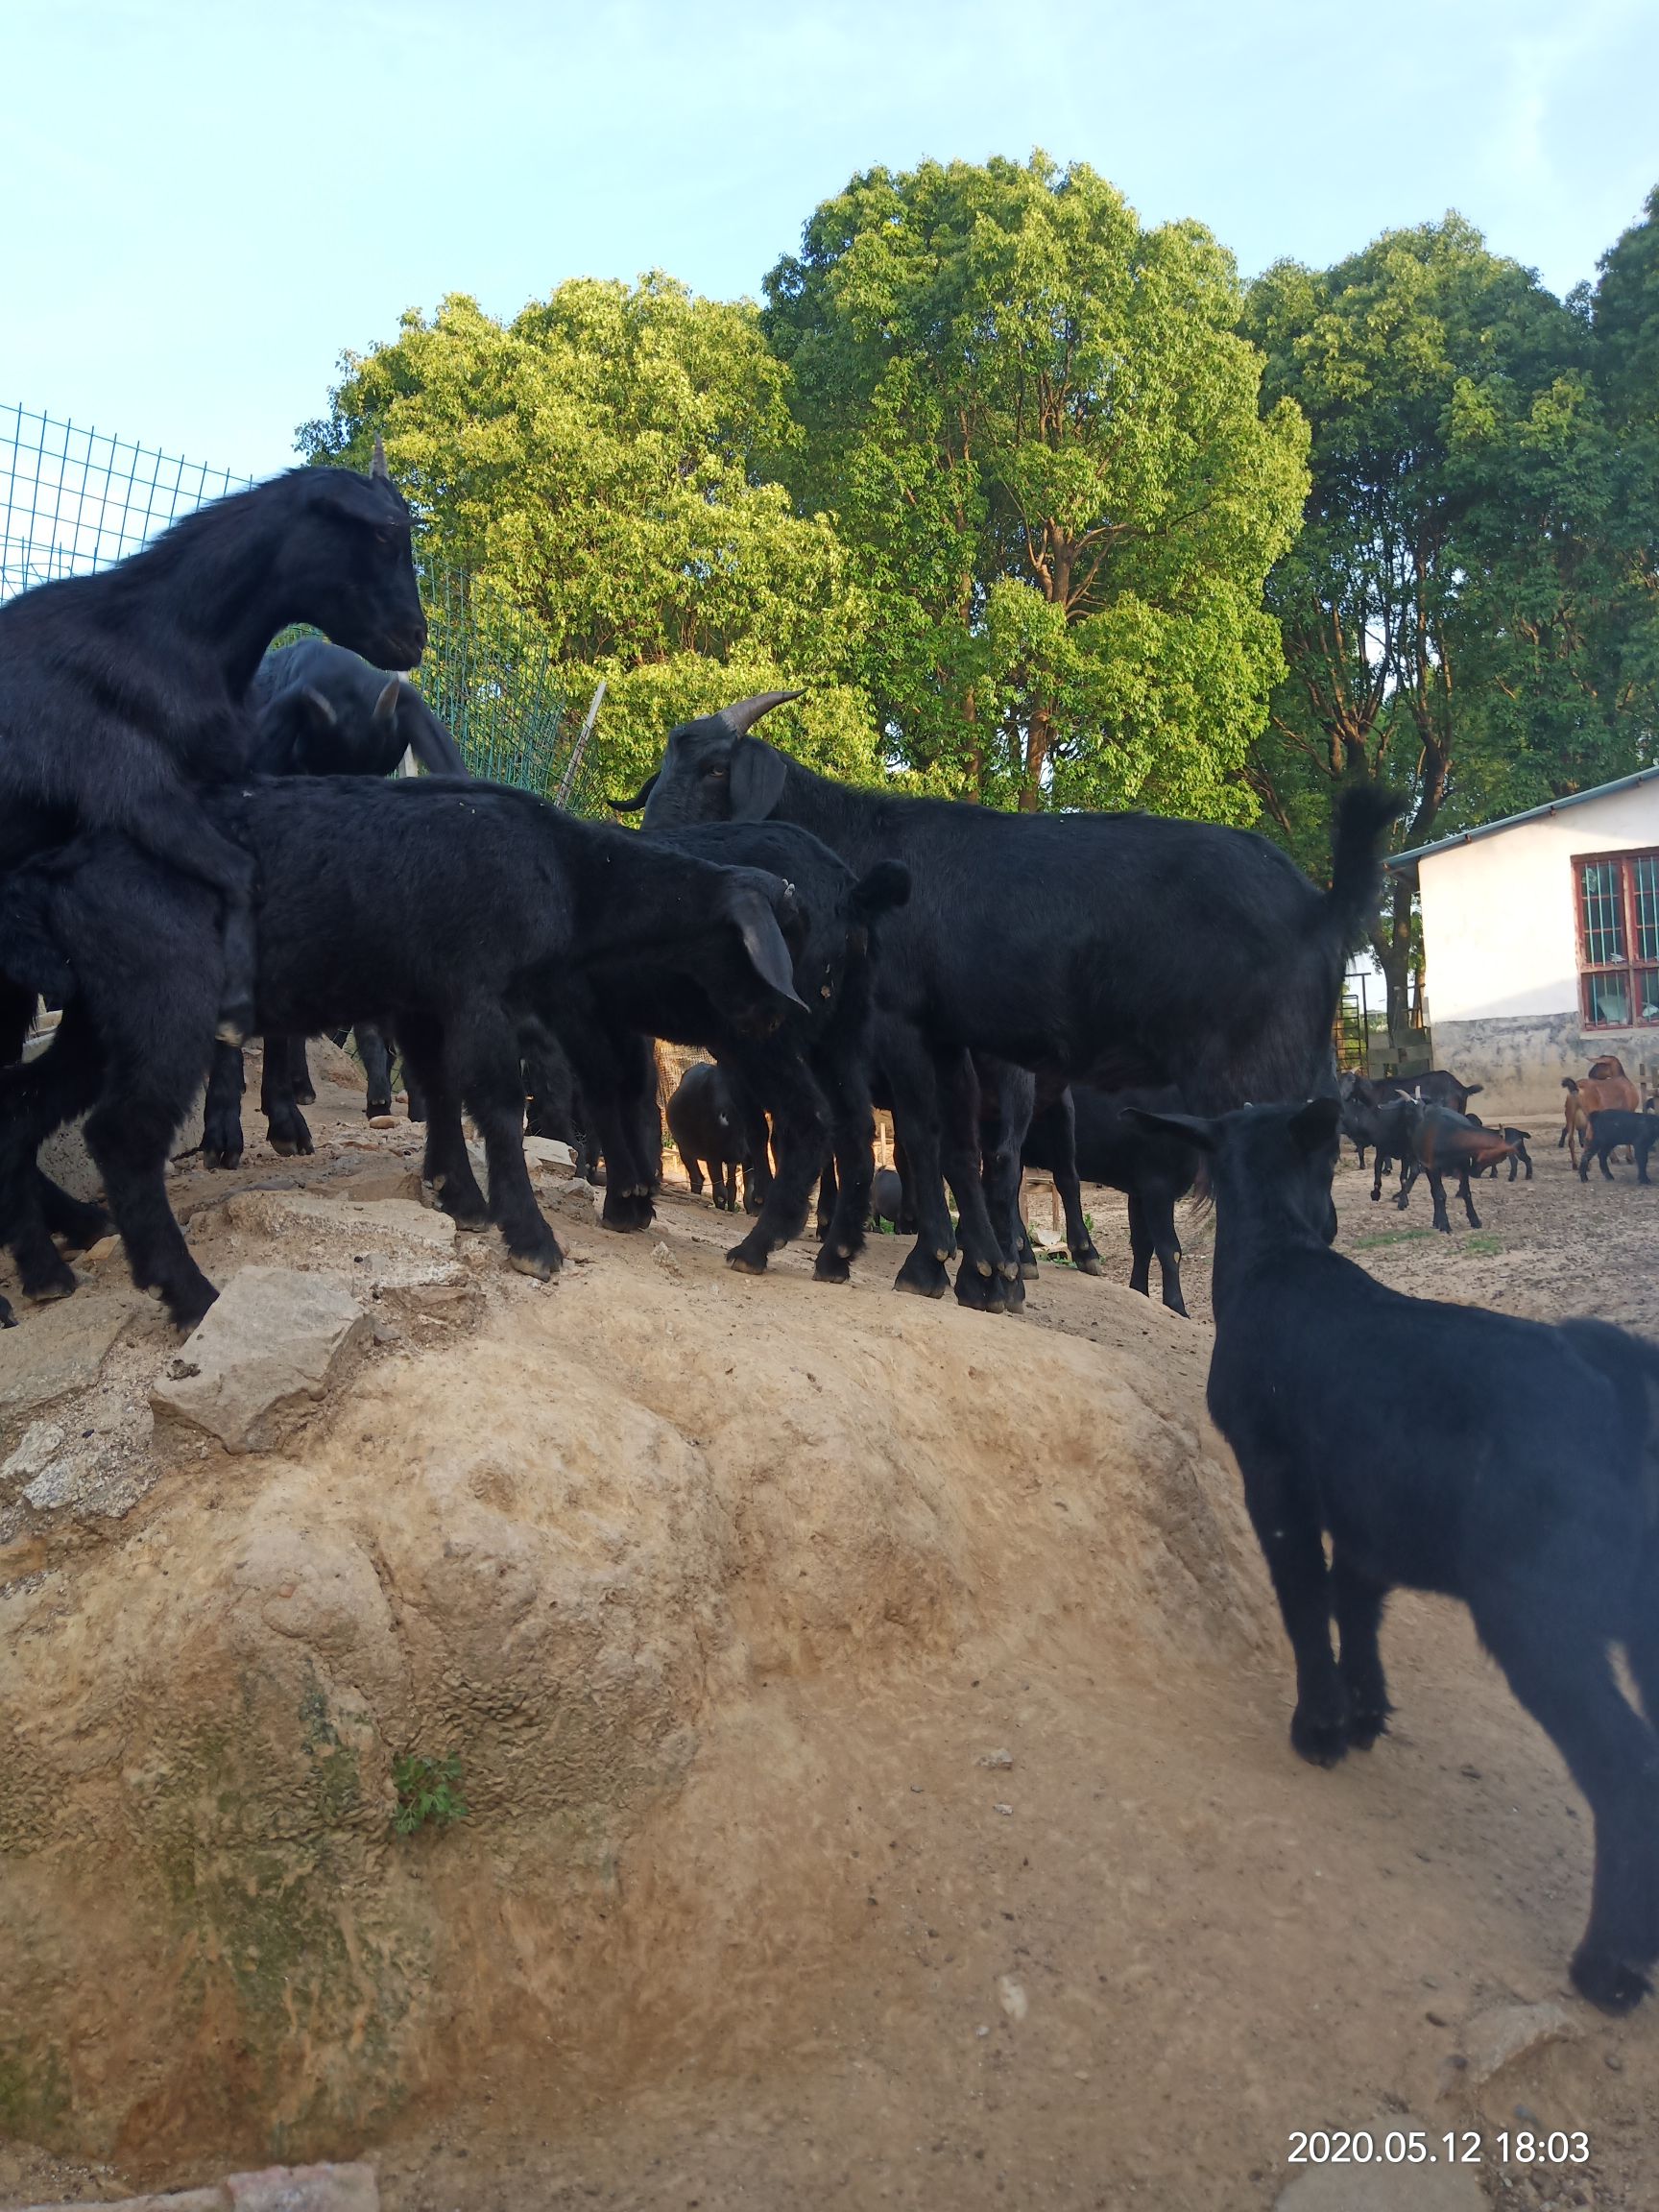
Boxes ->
[393,1752,469,1837]
[1461,1233,1503,1255]
[1351,1228,1438,1252]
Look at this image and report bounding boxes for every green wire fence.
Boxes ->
[0,400,590,805]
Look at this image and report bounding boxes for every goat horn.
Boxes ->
[370,434,390,482]
[373,677,400,727]
[716,689,803,736]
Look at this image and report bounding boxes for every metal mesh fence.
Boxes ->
[0,400,591,805]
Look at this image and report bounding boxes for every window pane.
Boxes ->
[1585,969,1631,1026]
[1581,861,1625,965]
[1634,855,1659,963]
[1640,968,1659,1024]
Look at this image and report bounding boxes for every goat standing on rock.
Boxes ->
[1133,1094,1659,2014]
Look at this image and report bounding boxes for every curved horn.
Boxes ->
[373,677,400,728]
[370,433,390,482]
[716,689,803,736]
[608,774,658,813]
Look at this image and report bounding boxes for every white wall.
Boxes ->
[1415,781,1659,1023]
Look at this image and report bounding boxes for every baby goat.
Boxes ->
[1133,1094,1659,2013]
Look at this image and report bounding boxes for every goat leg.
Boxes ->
[201,1038,248,1169]
[1239,1464,1350,1766]
[260,1031,314,1158]
[1458,1167,1481,1231]
[1331,1551,1391,1747]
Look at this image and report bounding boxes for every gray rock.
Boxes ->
[0,1294,132,1419]
[523,1134,575,1167]
[9,2162,377,2212]
[1458,1999,1575,2087]
[221,1190,456,1251]
[151,1266,370,1453]
[1277,2141,1484,2208]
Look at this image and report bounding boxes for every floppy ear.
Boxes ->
[724,882,807,1008]
[1289,1095,1343,1151]
[1126,1107,1219,1153]
[397,683,469,776]
[729,737,788,821]
[608,774,657,813]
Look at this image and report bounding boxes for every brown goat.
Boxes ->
[1563,1070,1641,1166]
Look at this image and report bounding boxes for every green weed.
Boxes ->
[393,1752,469,1836]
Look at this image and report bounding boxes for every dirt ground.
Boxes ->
[3,1069,1658,2212]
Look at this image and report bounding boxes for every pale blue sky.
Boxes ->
[7,0,1656,479]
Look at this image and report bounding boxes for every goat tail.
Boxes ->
[1563,1076,1581,1094]
[1325,784,1407,952]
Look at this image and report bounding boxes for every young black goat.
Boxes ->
[621,698,1399,1314]
[0,779,805,1328]
[1133,1094,1659,2014]
[1577,1110,1659,1186]
[573,820,909,1280]
[1019,1079,1202,1314]
[201,637,469,1167]
[667,1062,753,1211]
[0,448,423,1049]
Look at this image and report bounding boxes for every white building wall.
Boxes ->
[1416,782,1659,1023]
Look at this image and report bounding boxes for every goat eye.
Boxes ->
[707,764,728,780]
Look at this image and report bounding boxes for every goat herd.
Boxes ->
[1,453,1656,2025]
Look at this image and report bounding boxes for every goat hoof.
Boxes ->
[1572,1947,1652,2014]
[1290,1709,1350,1767]
[28,1274,79,1306]
[954,1265,1006,1315]
[450,1214,493,1236]
[814,1251,852,1285]
[1346,1707,1390,1750]
[0,1296,15,1328]
[167,1282,219,1334]
[1076,1251,1104,1277]
[271,1138,299,1158]
[509,1249,561,1281]
[726,1244,769,1276]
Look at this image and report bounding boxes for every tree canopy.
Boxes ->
[1240,210,1659,1027]
[762,153,1309,818]
[300,276,880,802]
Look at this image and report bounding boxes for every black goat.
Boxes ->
[571,820,909,1280]
[0,446,423,1049]
[1370,1069,1483,1115]
[1132,1094,1659,2014]
[1019,1081,1202,1314]
[0,779,805,1328]
[667,1062,753,1211]
[1578,1110,1659,1186]
[1338,1074,1420,1201]
[1465,1114,1534,1181]
[622,698,1399,1314]
[201,638,469,1167]
[248,637,465,780]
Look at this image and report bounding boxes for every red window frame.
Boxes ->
[1574,848,1659,1029]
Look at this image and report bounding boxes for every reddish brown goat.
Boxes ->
[1563,1070,1641,1166]
[1396,1104,1517,1232]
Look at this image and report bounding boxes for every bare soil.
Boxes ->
[3,1070,1657,2212]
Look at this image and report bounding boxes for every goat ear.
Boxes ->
[608,774,657,813]
[729,737,788,821]
[1125,1107,1218,1153]
[724,882,806,1008]
[397,682,469,776]
[1289,1096,1342,1151]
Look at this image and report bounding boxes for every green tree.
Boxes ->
[762,153,1309,817]
[1241,215,1648,1038]
[300,276,880,801]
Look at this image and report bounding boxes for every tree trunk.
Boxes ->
[1020,708,1051,812]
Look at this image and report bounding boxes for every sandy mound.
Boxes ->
[0,1078,1266,2179]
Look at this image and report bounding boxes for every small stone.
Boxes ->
[976,1749,1015,1769]
[523,1135,575,1168]
[84,1236,122,1264]
[974,2024,990,2038]
[367,1115,398,1130]
[226,2162,380,2211]
[993,1802,1013,1816]
[997,1975,1027,2022]
[150,1266,370,1453]
[1,1418,67,1484]
[1459,2001,1575,2089]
